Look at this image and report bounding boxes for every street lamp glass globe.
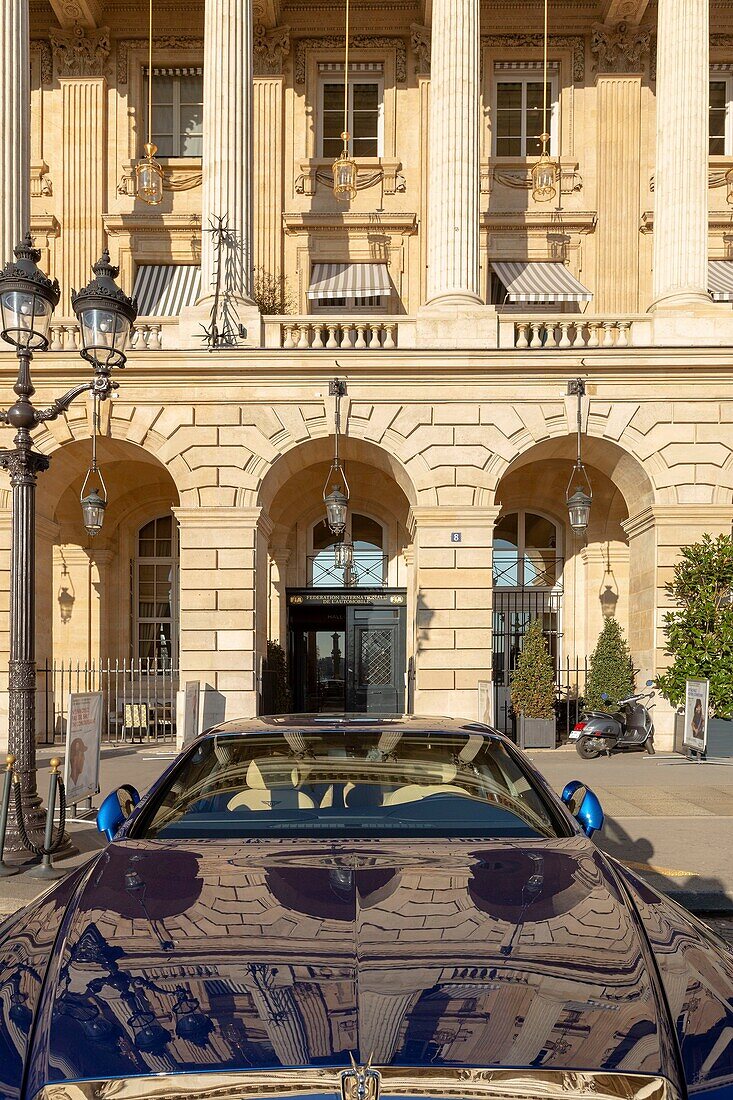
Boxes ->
[0,236,60,350]
[72,251,138,369]
[566,487,592,534]
[81,488,107,537]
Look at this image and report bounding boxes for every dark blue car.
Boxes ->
[1,715,732,1100]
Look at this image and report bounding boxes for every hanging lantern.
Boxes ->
[136,142,164,206]
[565,377,592,536]
[333,134,358,200]
[531,0,558,204]
[566,485,592,535]
[531,137,558,203]
[136,0,163,205]
[325,486,348,536]
[80,486,107,537]
[334,539,353,570]
[72,250,138,370]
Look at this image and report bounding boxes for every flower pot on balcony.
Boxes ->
[518,715,556,750]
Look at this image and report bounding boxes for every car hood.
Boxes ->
[29,837,680,1091]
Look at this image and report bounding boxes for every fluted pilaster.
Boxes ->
[60,79,106,307]
[0,0,29,263]
[201,0,254,304]
[425,0,481,306]
[652,0,709,308]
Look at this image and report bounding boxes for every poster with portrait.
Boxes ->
[683,679,709,754]
[64,692,103,804]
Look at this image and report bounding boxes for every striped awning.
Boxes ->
[709,260,733,301]
[133,265,201,316]
[491,261,592,304]
[308,262,392,301]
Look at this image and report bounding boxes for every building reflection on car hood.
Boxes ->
[30,837,679,1090]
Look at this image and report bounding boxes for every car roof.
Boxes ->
[205,713,501,738]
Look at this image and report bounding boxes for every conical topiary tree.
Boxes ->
[585,617,634,712]
[510,618,556,720]
[655,533,733,718]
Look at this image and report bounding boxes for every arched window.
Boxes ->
[309,513,385,587]
[493,510,559,588]
[135,514,178,666]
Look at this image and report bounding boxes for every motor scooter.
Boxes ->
[569,681,656,759]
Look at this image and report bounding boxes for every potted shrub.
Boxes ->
[510,618,556,749]
[656,533,733,758]
[585,617,635,713]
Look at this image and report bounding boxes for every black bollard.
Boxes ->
[0,754,19,878]
[27,758,66,880]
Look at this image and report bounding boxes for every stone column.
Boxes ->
[253,26,289,283]
[651,0,709,310]
[0,0,29,263]
[424,0,480,308]
[412,506,499,719]
[195,0,261,344]
[175,506,264,728]
[51,27,110,310]
[268,548,290,646]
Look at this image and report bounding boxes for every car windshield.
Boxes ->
[134,728,568,840]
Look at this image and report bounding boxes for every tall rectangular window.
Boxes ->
[145,70,203,157]
[320,79,382,158]
[710,75,732,155]
[493,69,558,157]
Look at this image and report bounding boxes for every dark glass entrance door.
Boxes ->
[288,592,406,714]
[346,606,405,713]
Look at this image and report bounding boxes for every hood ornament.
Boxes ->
[341,1056,380,1100]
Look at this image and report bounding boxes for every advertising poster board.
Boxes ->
[64,692,103,804]
[683,679,709,755]
[183,680,201,744]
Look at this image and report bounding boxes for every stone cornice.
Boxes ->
[294,35,407,84]
[481,34,586,82]
[481,211,597,233]
[410,506,501,528]
[116,37,203,85]
[283,211,418,234]
[622,504,733,540]
[103,212,201,236]
[174,506,270,530]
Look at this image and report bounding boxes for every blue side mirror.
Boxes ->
[96,785,140,841]
[561,780,604,838]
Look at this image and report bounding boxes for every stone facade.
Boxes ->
[0,0,733,750]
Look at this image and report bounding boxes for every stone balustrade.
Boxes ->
[272,317,403,350]
[502,316,652,350]
[46,318,177,352]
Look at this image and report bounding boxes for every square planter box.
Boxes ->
[518,715,556,750]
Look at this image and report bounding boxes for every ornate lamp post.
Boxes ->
[0,237,136,851]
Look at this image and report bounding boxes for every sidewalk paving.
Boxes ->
[0,745,732,949]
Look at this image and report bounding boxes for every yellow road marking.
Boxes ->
[620,859,696,878]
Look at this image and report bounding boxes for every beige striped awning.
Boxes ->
[492,261,592,304]
[133,265,201,316]
[308,263,392,301]
[708,261,733,301]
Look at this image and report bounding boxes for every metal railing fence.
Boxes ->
[37,658,178,746]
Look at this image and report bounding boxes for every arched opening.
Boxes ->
[33,436,180,744]
[258,437,416,715]
[493,435,655,738]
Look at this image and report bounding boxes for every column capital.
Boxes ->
[410,505,501,529]
[622,504,733,540]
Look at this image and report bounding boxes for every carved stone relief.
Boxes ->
[51,25,110,78]
[591,21,652,74]
[30,40,53,85]
[253,24,291,74]
[294,37,407,84]
[410,24,430,77]
[295,161,406,195]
